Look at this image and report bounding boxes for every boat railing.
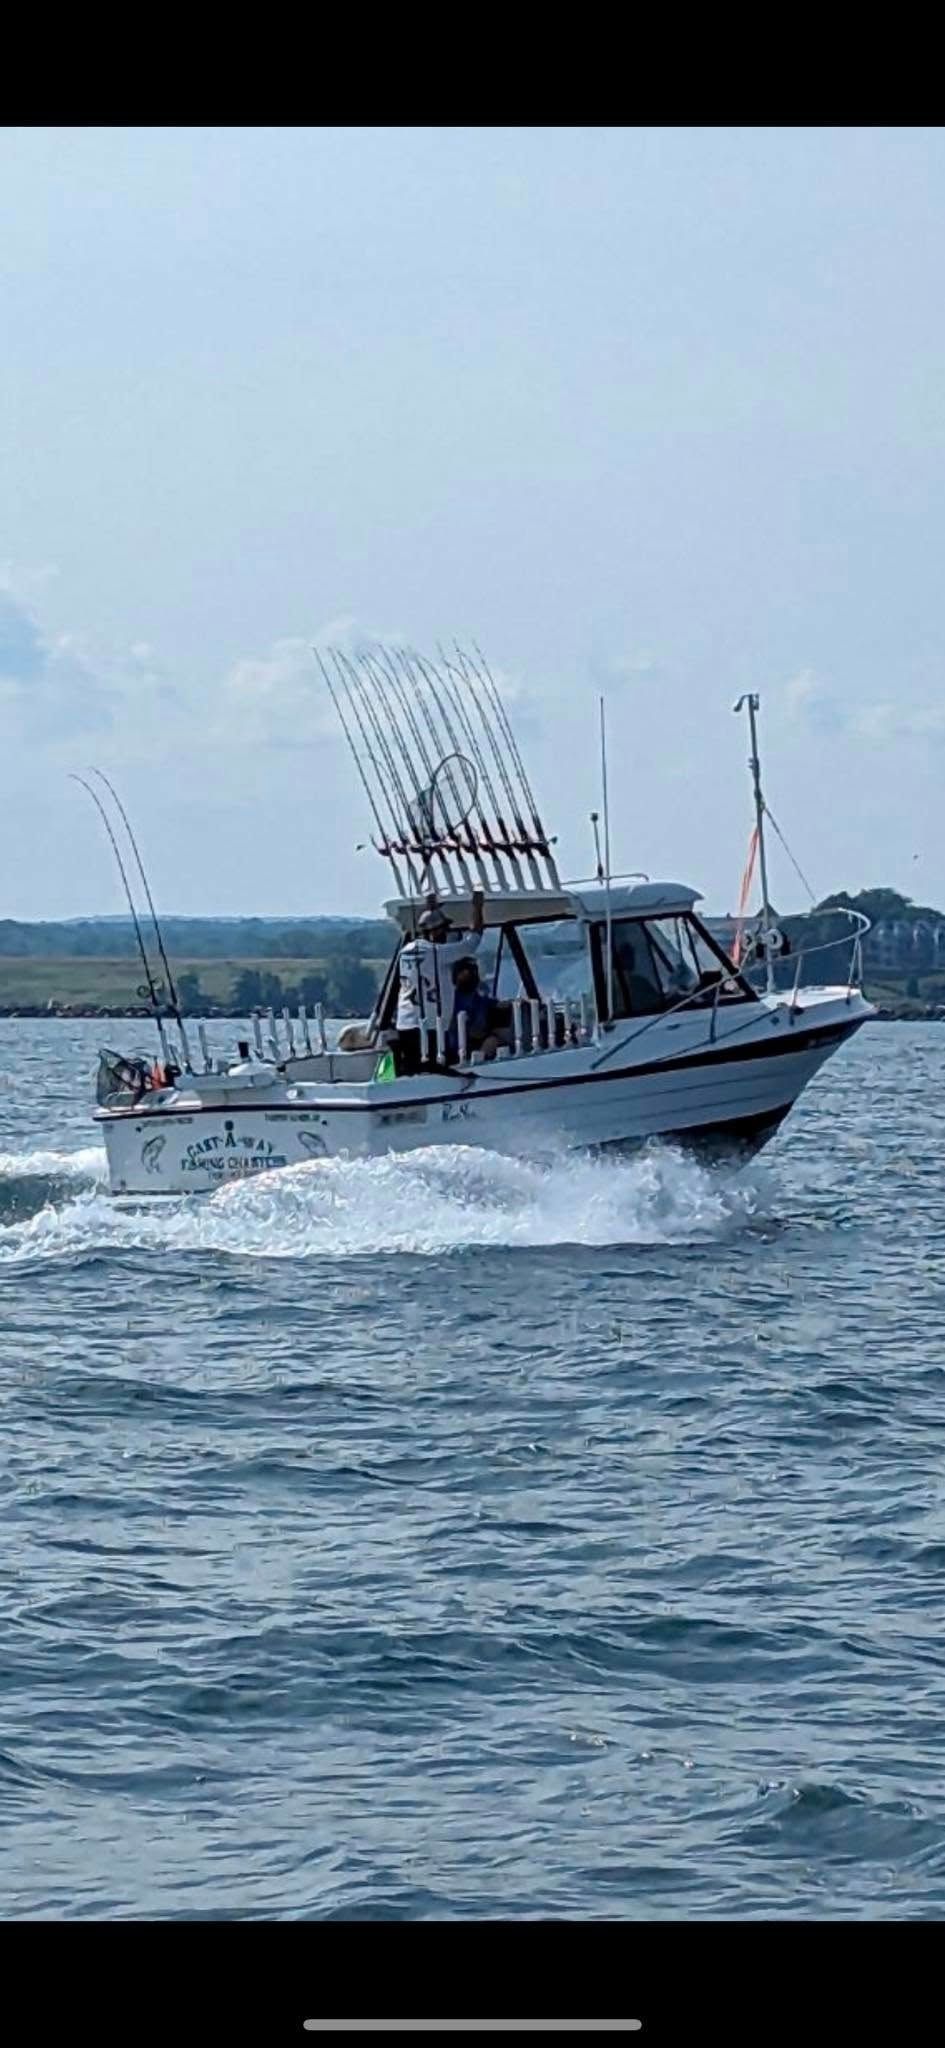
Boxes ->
[590,908,872,1074]
[739,907,871,1005]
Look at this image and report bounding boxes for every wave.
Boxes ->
[0,1140,772,1264]
[0,1143,107,1224]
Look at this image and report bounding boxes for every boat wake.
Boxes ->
[0,1139,774,1265]
[0,1144,108,1225]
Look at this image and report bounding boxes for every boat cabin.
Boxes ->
[370,881,757,1043]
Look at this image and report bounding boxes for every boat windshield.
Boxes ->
[493,920,594,1004]
[592,914,755,1020]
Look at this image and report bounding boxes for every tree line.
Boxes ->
[177,960,381,1017]
[0,917,393,960]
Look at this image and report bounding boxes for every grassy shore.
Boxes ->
[0,957,939,1020]
[0,956,384,1014]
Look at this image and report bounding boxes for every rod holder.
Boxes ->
[282,1005,296,1057]
[252,1011,264,1059]
[266,1007,280,1060]
[298,1003,313,1054]
[512,998,524,1056]
[176,1023,193,1074]
[457,1009,469,1063]
[197,1022,212,1072]
[528,997,541,1054]
[314,1003,328,1054]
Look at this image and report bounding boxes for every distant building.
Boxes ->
[863,919,945,973]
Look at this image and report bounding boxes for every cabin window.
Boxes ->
[647,915,756,1003]
[645,916,710,998]
[470,926,533,1002]
[511,920,595,1006]
[592,913,755,1020]
[587,919,666,1019]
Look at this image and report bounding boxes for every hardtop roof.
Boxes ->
[384,881,702,932]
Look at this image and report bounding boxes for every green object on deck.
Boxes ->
[373,1049,397,1082]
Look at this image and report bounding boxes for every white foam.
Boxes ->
[0,1142,770,1265]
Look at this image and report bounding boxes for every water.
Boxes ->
[1,1016,945,1920]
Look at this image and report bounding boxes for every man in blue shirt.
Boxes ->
[448,956,500,1060]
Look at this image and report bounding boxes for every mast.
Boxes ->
[599,696,614,1022]
[734,692,775,994]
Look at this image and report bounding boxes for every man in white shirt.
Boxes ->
[395,888,485,1070]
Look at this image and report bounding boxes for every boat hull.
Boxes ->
[95,1001,868,1195]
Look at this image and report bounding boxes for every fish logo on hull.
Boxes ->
[142,1133,167,1174]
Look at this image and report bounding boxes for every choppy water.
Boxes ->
[2,1016,945,1920]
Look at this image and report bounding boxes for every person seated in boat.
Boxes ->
[447,955,503,1060]
[665,957,698,998]
[611,930,666,1016]
[394,887,485,1073]
[151,1058,181,1090]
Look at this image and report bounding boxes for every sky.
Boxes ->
[3,124,945,919]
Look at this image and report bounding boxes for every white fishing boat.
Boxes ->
[86,649,873,1196]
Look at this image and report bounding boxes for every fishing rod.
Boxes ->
[360,647,472,905]
[469,640,558,883]
[313,647,407,894]
[88,768,193,1070]
[360,647,463,881]
[435,645,514,891]
[333,650,431,895]
[70,773,172,1068]
[397,648,483,889]
[452,643,537,888]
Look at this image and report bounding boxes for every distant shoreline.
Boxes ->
[0,1003,935,1024]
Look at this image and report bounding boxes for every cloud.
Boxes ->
[588,648,667,698]
[213,622,541,755]
[0,559,60,604]
[219,635,329,746]
[783,668,820,716]
[0,591,47,681]
[782,668,847,735]
[0,591,114,740]
[0,584,187,751]
[782,667,945,748]
[0,586,544,779]
[312,613,406,659]
[854,700,945,745]
[215,619,408,749]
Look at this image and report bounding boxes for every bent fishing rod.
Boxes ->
[87,767,191,1069]
[89,767,194,1071]
[70,772,174,1068]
